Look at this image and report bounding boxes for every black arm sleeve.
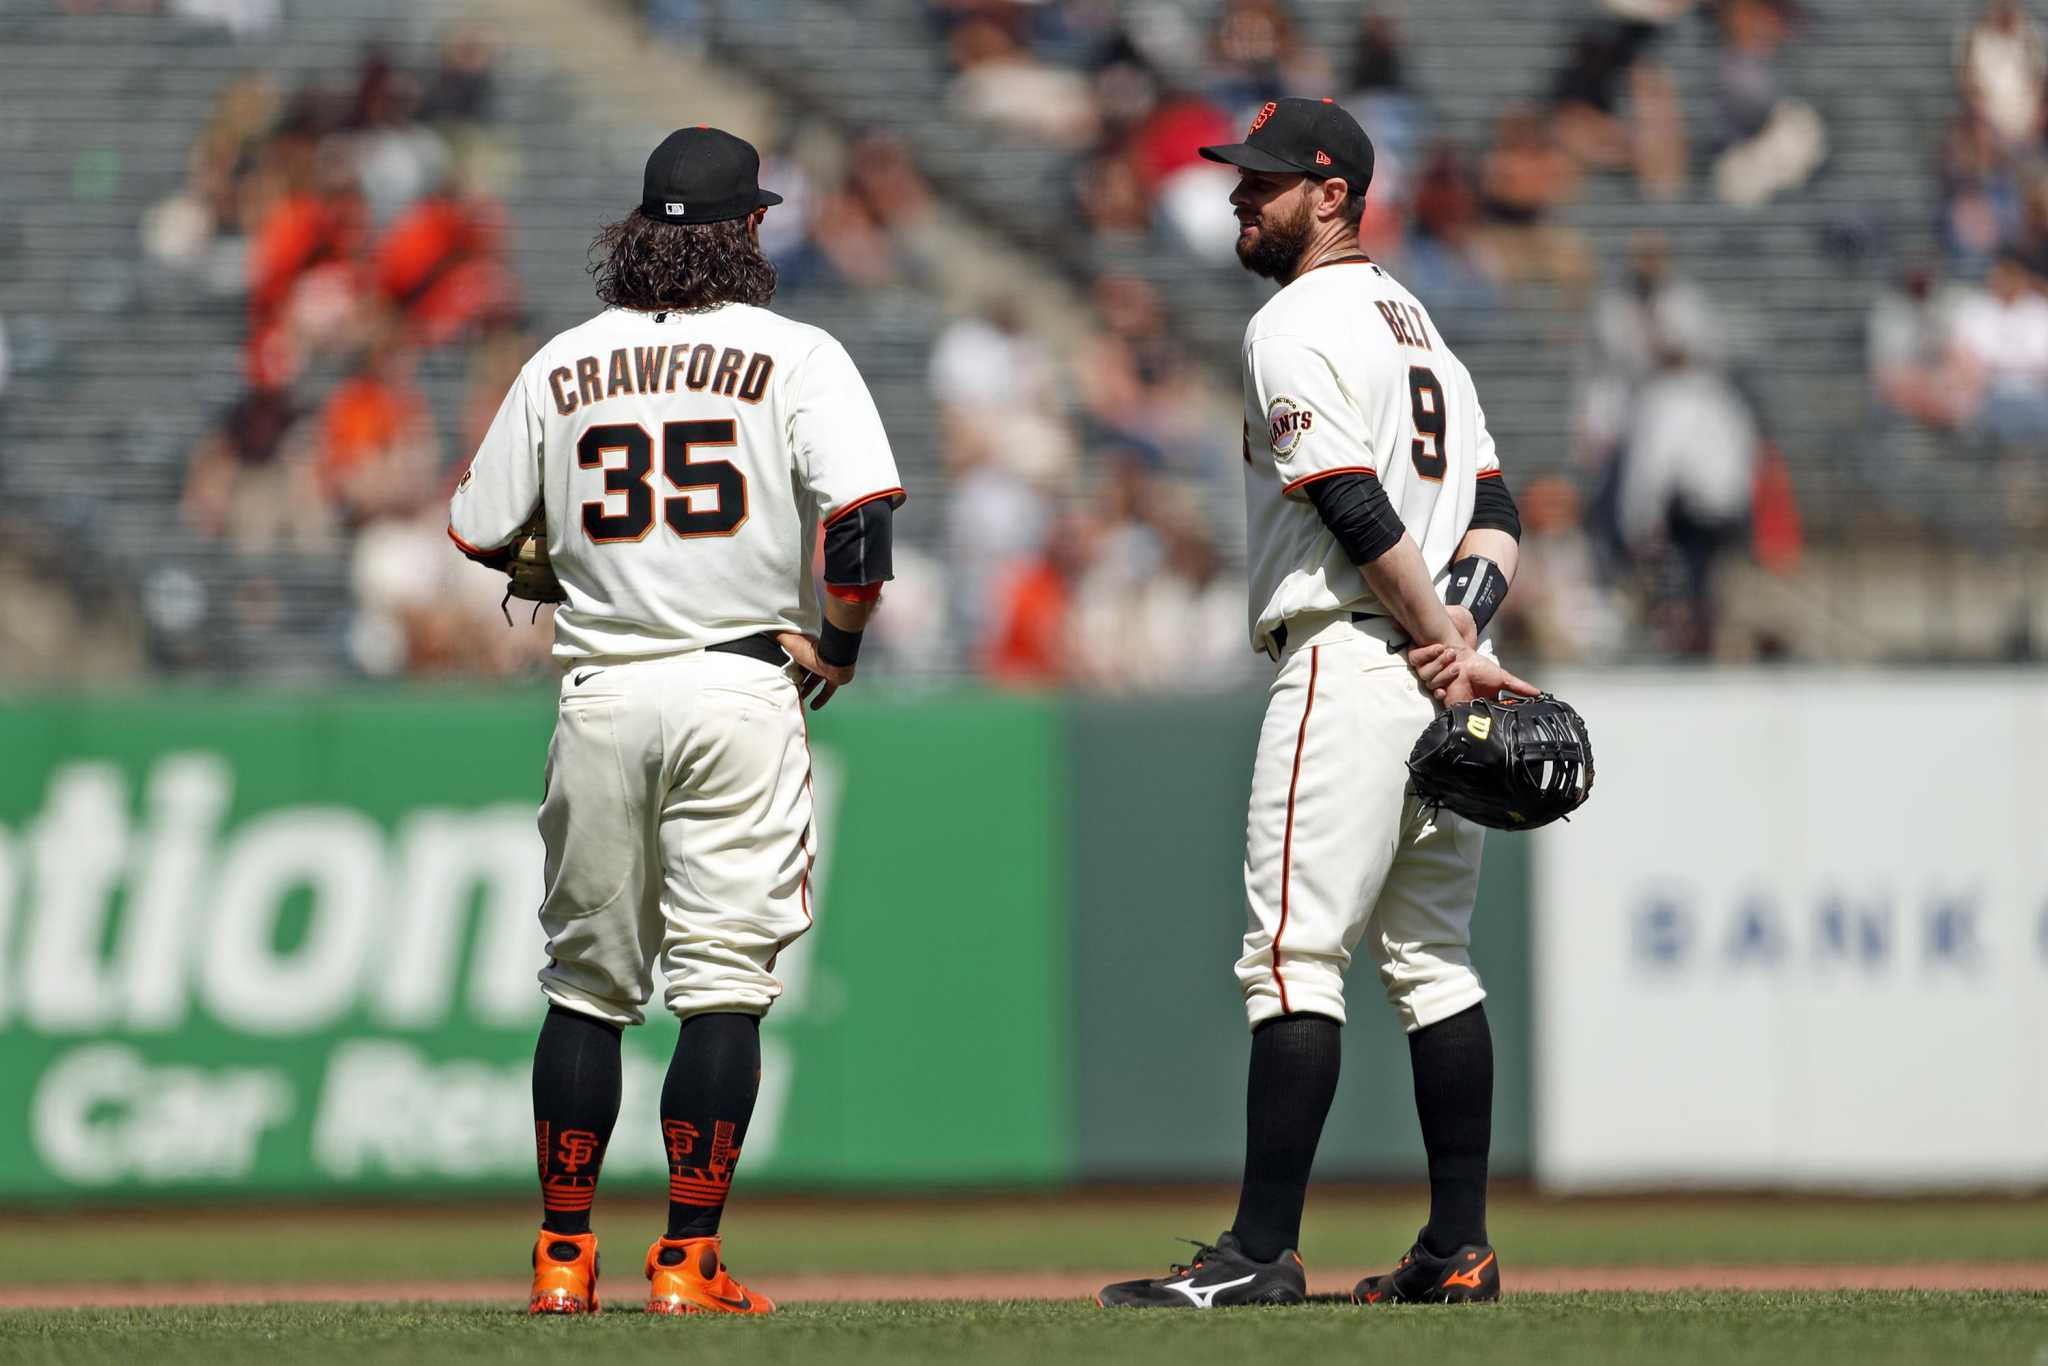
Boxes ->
[1469,474,1521,539]
[822,496,896,586]
[1303,471,1407,566]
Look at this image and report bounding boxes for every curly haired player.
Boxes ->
[448,127,903,1316]
[1099,98,1537,1310]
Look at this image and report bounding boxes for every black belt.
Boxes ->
[1271,611,1376,655]
[705,632,790,667]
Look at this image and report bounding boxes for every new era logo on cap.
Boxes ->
[1315,150,1332,166]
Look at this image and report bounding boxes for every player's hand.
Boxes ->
[776,631,855,710]
[1407,643,1539,707]
[1400,606,1479,671]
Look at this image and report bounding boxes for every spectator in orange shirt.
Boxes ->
[315,339,437,524]
[374,183,518,348]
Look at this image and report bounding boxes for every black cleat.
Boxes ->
[1097,1232,1308,1308]
[1352,1238,1500,1304]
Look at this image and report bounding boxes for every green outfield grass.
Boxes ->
[4,1190,2048,1287]
[6,1295,2047,1366]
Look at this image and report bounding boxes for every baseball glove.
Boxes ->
[497,512,564,621]
[1406,693,1594,832]
[504,513,564,600]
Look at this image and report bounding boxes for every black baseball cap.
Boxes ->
[640,126,783,225]
[1199,97,1374,196]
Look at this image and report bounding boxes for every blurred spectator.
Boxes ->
[350,511,552,678]
[169,0,280,40]
[141,74,281,284]
[1475,108,1594,296]
[1617,336,1761,655]
[983,513,1085,686]
[1074,274,1211,470]
[931,299,1075,486]
[1868,265,1969,432]
[1343,12,1421,173]
[1712,0,1827,208]
[1062,469,1250,690]
[343,48,450,228]
[1948,252,2048,442]
[1577,231,1725,467]
[931,297,1060,415]
[244,143,369,385]
[1401,140,1499,311]
[1958,0,2045,151]
[314,341,439,526]
[1547,18,1686,199]
[814,134,941,290]
[180,384,332,553]
[1132,92,1239,261]
[1126,503,1251,690]
[1072,143,1154,241]
[1498,476,1629,663]
[1206,0,1327,109]
[373,182,519,348]
[420,27,498,126]
[944,444,1054,664]
[1941,110,2023,272]
[947,13,1098,149]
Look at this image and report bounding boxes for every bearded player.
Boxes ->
[448,127,903,1316]
[1099,98,1535,1309]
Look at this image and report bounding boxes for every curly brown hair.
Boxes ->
[587,210,777,313]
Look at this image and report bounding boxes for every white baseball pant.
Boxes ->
[1236,614,1487,1031]
[535,647,815,1027]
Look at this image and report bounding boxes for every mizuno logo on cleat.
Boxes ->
[1166,1273,1255,1307]
[1440,1251,1496,1290]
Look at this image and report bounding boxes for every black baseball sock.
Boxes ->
[531,1004,624,1236]
[1229,1013,1342,1263]
[661,1011,762,1242]
[1409,1002,1493,1256]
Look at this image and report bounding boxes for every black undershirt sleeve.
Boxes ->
[822,497,896,586]
[1303,471,1407,566]
[1469,474,1521,540]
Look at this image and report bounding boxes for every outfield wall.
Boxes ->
[7,675,2035,1201]
[0,690,1527,1200]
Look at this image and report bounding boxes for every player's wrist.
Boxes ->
[818,618,863,669]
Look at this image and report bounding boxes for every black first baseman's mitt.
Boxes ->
[1407,693,1594,832]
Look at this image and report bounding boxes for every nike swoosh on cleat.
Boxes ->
[708,1292,753,1311]
[1166,1273,1256,1307]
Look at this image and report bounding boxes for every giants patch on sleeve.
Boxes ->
[1266,395,1314,462]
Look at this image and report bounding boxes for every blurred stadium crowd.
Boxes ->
[1,0,2042,684]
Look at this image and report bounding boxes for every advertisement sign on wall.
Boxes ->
[0,695,1070,1197]
[1533,673,2048,1189]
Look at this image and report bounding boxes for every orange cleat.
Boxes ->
[644,1235,775,1315]
[529,1229,601,1314]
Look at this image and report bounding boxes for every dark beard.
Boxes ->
[1236,200,1312,282]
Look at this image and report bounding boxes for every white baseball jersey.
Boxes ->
[450,303,904,662]
[1240,258,1501,657]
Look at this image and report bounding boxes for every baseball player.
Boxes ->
[1100,98,1534,1309]
[447,127,904,1316]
